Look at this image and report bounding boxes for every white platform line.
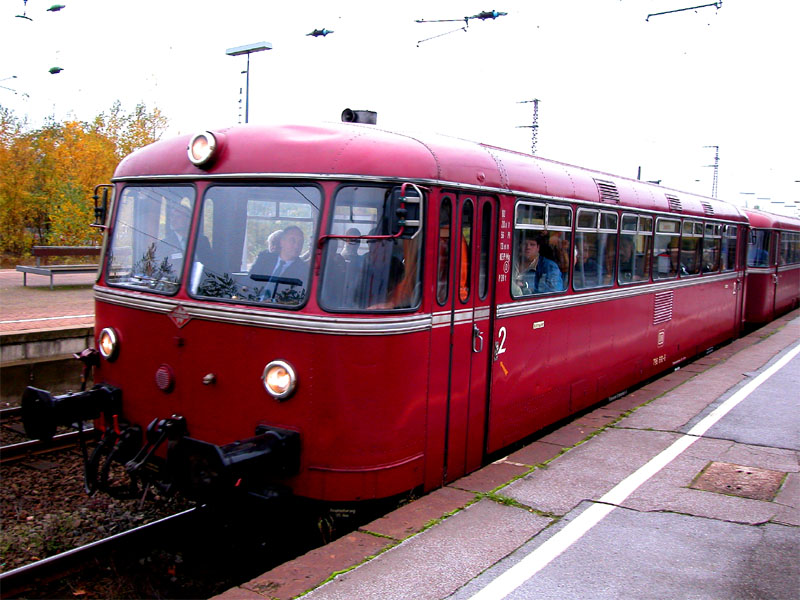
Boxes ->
[0,314,93,324]
[469,342,800,600]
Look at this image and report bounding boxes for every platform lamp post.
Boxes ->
[225,41,272,123]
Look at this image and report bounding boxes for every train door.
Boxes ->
[429,192,497,485]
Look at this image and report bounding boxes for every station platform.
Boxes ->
[0,268,95,334]
[218,310,800,600]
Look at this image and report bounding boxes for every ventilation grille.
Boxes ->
[594,179,620,203]
[653,291,674,325]
[701,201,714,216]
[665,195,682,212]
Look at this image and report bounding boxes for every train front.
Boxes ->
[21,124,429,503]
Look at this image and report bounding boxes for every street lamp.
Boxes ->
[225,41,272,124]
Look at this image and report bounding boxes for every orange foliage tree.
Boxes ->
[0,102,168,254]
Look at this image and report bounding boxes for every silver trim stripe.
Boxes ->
[95,287,431,336]
[497,272,738,319]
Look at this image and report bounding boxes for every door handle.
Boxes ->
[472,324,484,353]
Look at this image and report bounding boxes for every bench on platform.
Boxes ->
[16,246,101,289]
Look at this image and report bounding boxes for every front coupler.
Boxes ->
[168,425,300,501]
[21,384,122,442]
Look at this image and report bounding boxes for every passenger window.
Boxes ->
[653,219,680,279]
[702,223,722,273]
[478,202,492,299]
[437,199,452,305]
[779,232,800,265]
[619,214,652,284]
[512,201,570,297]
[721,225,738,271]
[747,229,770,267]
[680,220,702,276]
[574,209,618,290]
[459,201,473,303]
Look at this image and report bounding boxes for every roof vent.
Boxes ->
[666,194,682,212]
[341,109,377,124]
[594,179,620,203]
[701,201,715,216]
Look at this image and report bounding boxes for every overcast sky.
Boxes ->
[2,0,798,215]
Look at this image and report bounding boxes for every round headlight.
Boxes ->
[187,131,217,168]
[261,360,297,400]
[98,327,119,361]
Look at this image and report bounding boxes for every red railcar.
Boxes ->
[25,121,785,503]
[742,208,800,324]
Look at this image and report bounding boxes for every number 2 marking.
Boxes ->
[496,326,507,357]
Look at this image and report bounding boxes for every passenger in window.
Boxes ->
[341,228,363,262]
[250,225,308,302]
[513,234,562,295]
[338,228,365,307]
[619,237,635,281]
[163,196,212,272]
[361,238,406,309]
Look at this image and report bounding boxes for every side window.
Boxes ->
[511,202,570,297]
[619,214,652,284]
[721,225,738,271]
[437,198,452,305]
[747,229,770,267]
[653,218,680,280]
[702,223,722,273]
[680,220,702,276]
[574,209,618,290]
[318,185,423,312]
[782,232,800,264]
[459,200,474,303]
[478,202,492,299]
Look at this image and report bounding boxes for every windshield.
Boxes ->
[189,185,321,307]
[106,186,195,293]
[318,185,422,311]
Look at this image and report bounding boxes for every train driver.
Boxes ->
[251,225,308,303]
[513,234,562,295]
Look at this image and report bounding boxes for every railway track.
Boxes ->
[0,508,199,598]
[0,406,96,464]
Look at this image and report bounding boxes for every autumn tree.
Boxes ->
[0,102,169,254]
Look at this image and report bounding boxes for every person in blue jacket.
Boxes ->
[513,234,563,295]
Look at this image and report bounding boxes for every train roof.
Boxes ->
[115,122,747,222]
[740,208,800,231]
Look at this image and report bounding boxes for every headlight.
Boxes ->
[261,360,297,400]
[187,131,218,168]
[98,327,119,361]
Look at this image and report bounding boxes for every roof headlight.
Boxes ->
[98,327,119,361]
[261,360,297,400]
[187,131,218,168]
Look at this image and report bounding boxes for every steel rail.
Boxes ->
[0,508,198,596]
[0,428,96,464]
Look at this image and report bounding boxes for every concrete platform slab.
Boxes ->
[504,428,679,515]
[304,499,551,600]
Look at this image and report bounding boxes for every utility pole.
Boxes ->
[517,99,540,154]
[705,145,719,198]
